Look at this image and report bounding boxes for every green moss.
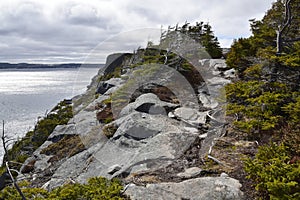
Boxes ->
[102,96,112,105]
[104,117,114,124]
[181,61,193,71]
[98,66,122,82]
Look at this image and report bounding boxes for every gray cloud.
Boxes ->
[0,0,275,63]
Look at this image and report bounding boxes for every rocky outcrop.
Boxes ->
[103,53,132,75]
[22,56,241,198]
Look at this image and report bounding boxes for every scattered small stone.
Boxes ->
[220,172,229,178]
[199,133,208,139]
[223,68,236,78]
[177,167,202,178]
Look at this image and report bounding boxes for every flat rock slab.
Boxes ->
[177,167,202,178]
[172,107,207,125]
[125,177,243,200]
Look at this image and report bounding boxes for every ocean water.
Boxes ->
[0,67,100,160]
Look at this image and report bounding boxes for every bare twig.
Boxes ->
[207,155,225,166]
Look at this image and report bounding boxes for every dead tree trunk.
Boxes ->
[276,0,292,55]
[1,120,8,163]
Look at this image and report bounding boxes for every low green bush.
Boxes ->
[244,143,300,199]
[226,81,290,132]
[0,177,126,200]
[282,94,300,124]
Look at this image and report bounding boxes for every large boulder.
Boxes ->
[125,176,244,200]
[114,111,182,140]
[119,93,179,117]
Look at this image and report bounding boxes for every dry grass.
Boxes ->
[40,135,85,163]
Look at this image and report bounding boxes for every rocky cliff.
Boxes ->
[19,50,245,199]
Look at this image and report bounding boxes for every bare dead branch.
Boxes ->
[5,162,26,200]
[276,0,293,55]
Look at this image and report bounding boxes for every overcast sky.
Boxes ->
[0,0,275,63]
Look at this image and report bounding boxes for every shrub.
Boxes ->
[243,64,263,80]
[225,37,256,73]
[244,143,300,199]
[226,81,290,132]
[0,181,49,199]
[0,177,126,200]
[282,94,300,124]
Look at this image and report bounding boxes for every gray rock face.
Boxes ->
[96,82,115,95]
[44,124,198,189]
[43,105,199,189]
[171,107,207,125]
[108,164,122,175]
[113,111,179,140]
[177,167,202,178]
[119,93,179,117]
[210,59,228,70]
[47,124,76,142]
[101,78,126,95]
[125,177,244,200]
[103,53,132,75]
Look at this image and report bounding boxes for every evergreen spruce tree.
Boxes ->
[161,22,223,59]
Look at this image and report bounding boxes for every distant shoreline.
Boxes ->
[0,63,104,69]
